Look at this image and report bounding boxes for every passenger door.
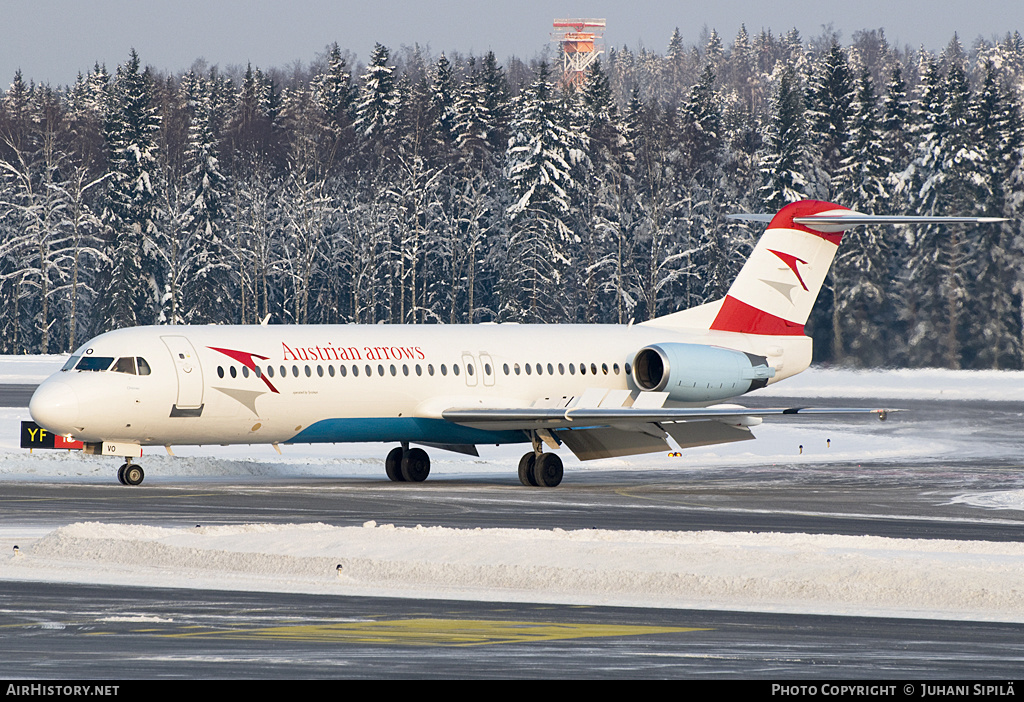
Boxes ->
[161,336,204,412]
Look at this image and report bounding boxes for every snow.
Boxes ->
[2,357,1024,622]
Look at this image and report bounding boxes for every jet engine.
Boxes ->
[631,343,775,402]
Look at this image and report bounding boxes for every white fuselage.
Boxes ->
[29,322,812,450]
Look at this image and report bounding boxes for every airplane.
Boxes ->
[26,199,1005,487]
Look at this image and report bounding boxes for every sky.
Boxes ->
[2,0,1023,88]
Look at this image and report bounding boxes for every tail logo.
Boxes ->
[767,249,809,292]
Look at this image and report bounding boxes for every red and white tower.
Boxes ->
[551,18,606,90]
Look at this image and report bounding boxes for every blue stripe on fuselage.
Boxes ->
[286,417,527,445]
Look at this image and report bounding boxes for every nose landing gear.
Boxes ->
[116,460,145,486]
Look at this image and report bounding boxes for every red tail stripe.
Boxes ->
[710,296,805,336]
[768,200,846,246]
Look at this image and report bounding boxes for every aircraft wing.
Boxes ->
[440,404,890,461]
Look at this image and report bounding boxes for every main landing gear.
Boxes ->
[518,451,563,487]
[116,459,145,486]
[385,444,431,482]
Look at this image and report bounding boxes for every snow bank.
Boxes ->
[2,521,1023,622]
[758,367,1024,401]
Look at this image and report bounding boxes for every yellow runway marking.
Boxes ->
[164,618,709,647]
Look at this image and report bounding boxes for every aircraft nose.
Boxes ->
[29,380,80,434]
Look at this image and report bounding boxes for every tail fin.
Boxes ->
[645,199,1007,335]
[710,200,851,335]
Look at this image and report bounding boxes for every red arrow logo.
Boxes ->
[767,249,809,291]
[208,347,280,394]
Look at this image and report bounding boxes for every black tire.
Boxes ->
[534,453,563,487]
[385,447,405,481]
[117,464,127,485]
[401,448,430,482]
[123,465,145,486]
[518,452,538,486]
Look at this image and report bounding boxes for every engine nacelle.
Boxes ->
[631,343,775,403]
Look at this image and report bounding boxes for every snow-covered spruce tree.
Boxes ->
[354,43,401,169]
[960,61,1023,369]
[832,67,896,366]
[179,72,235,324]
[758,65,814,211]
[808,41,854,198]
[501,61,583,322]
[101,50,162,330]
[901,56,982,368]
[625,87,679,321]
[678,63,736,307]
[446,57,506,324]
[581,59,639,324]
[0,85,69,354]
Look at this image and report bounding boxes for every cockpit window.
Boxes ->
[137,357,151,375]
[76,356,114,372]
[112,357,137,375]
[61,356,81,371]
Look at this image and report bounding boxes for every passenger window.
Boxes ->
[390,364,397,376]
[317,365,324,377]
[591,363,598,375]
[242,366,250,378]
[428,364,435,376]
[112,357,136,375]
[76,357,113,371]
[365,365,372,376]
[453,364,460,376]
[514,363,521,375]
[267,365,275,378]
[558,363,564,375]
[580,363,586,375]
[440,364,447,376]
[569,363,575,375]
[466,364,473,376]
[416,364,422,376]
[292,365,299,377]
[503,363,509,375]
[602,363,608,375]
[230,366,237,378]
[217,366,225,379]
[378,364,385,376]
[403,365,409,376]
[536,363,543,375]
[547,363,554,375]
[340,365,347,377]
[136,358,151,376]
[328,365,335,377]
[613,363,620,375]
[352,365,359,377]
[280,365,286,377]
[525,364,531,375]
[625,362,632,375]
[485,364,491,375]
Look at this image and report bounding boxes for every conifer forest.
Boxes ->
[2,26,1024,369]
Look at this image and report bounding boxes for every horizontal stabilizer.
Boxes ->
[728,211,1007,233]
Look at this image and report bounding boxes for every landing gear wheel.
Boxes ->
[534,453,563,488]
[385,447,405,482]
[518,452,538,486]
[117,464,127,485]
[122,464,145,486]
[400,448,430,482]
